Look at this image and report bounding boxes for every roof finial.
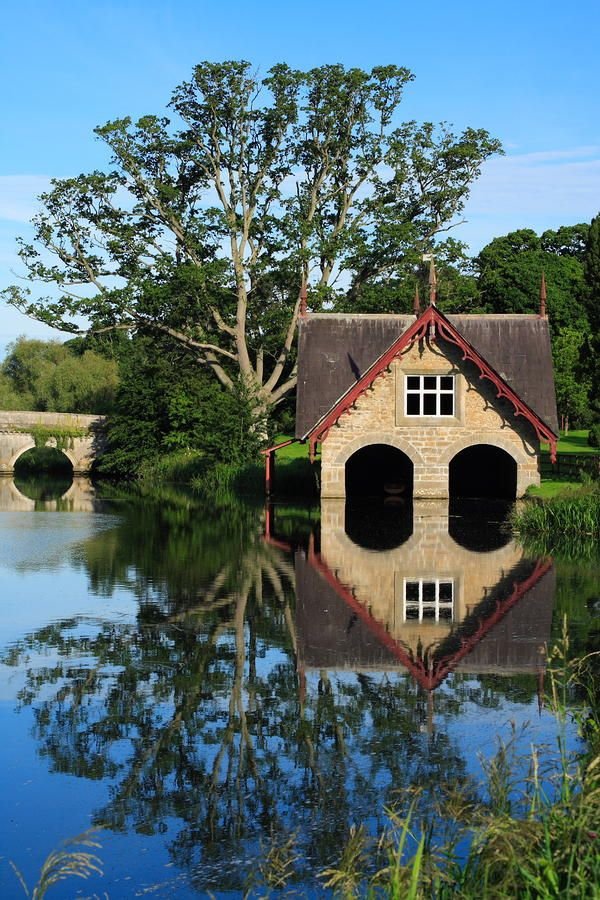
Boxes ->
[413,283,421,316]
[423,253,437,306]
[299,276,308,318]
[539,272,547,318]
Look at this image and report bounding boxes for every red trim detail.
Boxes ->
[262,438,302,496]
[304,306,558,463]
[434,311,558,461]
[261,438,298,456]
[308,546,553,691]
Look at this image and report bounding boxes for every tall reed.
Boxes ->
[512,485,600,539]
[314,629,600,899]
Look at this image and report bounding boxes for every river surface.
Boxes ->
[0,478,598,897]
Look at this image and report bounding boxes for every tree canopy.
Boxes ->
[0,336,119,413]
[475,224,593,426]
[476,226,589,329]
[3,60,501,418]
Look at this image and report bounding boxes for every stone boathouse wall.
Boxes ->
[320,342,541,500]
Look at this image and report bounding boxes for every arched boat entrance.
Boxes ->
[449,444,517,500]
[345,444,414,503]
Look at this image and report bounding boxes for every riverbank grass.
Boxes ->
[544,429,599,455]
[514,483,600,537]
[317,635,600,899]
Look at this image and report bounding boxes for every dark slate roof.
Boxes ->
[446,315,558,434]
[295,552,556,678]
[456,565,555,674]
[295,551,401,670]
[295,315,413,438]
[295,312,559,437]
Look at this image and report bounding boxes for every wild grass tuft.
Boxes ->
[512,483,600,539]
[317,627,600,898]
[10,831,103,899]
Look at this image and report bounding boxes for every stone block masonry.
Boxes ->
[0,411,106,475]
[320,343,540,499]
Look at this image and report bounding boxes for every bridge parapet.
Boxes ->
[0,411,106,475]
[0,411,104,431]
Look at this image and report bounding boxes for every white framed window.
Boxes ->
[405,374,455,417]
[403,579,454,622]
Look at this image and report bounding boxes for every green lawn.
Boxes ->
[526,480,583,498]
[272,435,313,460]
[543,429,599,454]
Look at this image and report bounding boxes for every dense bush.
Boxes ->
[0,336,119,413]
[588,423,600,447]
[99,335,266,480]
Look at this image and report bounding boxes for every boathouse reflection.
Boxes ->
[294,500,555,694]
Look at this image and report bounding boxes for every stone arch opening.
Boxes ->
[13,446,74,506]
[345,503,413,551]
[345,443,414,502]
[449,444,517,500]
[14,446,74,479]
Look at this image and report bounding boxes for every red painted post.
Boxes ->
[265,451,272,496]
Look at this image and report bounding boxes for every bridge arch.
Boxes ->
[10,441,76,473]
[0,412,105,475]
[331,432,425,471]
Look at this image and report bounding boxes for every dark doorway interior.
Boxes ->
[345,502,413,551]
[345,444,414,502]
[449,445,517,500]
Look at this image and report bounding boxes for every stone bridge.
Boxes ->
[0,411,106,475]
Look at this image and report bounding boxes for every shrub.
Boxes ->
[588,423,600,448]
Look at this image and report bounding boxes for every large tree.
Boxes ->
[583,212,600,418]
[3,61,501,420]
[476,226,589,329]
[476,224,592,426]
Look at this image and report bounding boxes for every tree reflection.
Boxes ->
[3,497,527,891]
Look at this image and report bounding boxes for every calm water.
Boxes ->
[0,478,598,897]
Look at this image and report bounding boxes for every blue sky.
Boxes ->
[0,0,598,350]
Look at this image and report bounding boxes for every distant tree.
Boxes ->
[0,337,119,413]
[476,228,589,330]
[552,327,592,427]
[540,224,589,258]
[476,225,593,426]
[334,238,482,314]
[583,213,600,419]
[3,60,502,425]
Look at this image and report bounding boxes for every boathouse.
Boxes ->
[292,288,558,501]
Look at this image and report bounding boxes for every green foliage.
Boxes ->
[583,213,600,420]
[24,424,88,450]
[476,226,592,426]
[477,226,589,322]
[334,238,482,314]
[552,328,592,427]
[583,213,600,330]
[99,335,266,479]
[588,424,600,448]
[512,483,600,538]
[0,337,118,413]
[3,60,501,415]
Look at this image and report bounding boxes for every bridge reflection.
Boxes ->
[0,476,100,512]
